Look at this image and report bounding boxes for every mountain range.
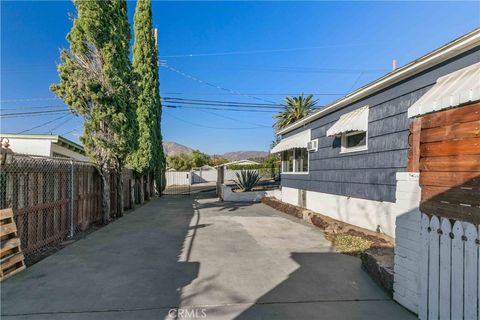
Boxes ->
[163,141,268,161]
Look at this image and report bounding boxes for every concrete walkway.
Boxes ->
[1,194,415,320]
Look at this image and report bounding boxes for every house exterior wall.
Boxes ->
[280,48,480,203]
[7,138,52,157]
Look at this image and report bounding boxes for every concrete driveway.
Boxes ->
[1,194,415,320]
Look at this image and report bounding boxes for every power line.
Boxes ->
[193,108,271,128]
[162,64,277,104]
[163,105,279,113]
[162,92,345,96]
[164,111,271,130]
[163,100,284,109]
[0,97,60,103]
[162,97,283,107]
[61,125,83,136]
[18,114,71,134]
[0,109,69,118]
[0,105,66,111]
[48,116,76,132]
[160,43,381,58]
[178,63,388,75]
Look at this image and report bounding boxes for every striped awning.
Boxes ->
[271,129,310,153]
[326,106,369,137]
[408,62,480,118]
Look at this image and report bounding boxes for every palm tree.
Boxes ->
[274,94,318,130]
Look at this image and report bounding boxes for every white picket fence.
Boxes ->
[420,213,479,320]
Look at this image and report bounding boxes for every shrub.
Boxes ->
[234,169,261,192]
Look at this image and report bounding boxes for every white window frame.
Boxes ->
[340,131,368,154]
[281,148,309,175]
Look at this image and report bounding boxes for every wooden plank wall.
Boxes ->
[408,102,480,224]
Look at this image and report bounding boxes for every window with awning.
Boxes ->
[270,129,311,153]
[408,62,480,118]
[271,129,310,173]
[326,105,369,137]
[326,106,369,153]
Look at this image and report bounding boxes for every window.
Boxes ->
[281,148,309,173]
[341,131,368,153]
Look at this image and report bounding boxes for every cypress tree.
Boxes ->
[51,0,133,222]
[129,0,166,194]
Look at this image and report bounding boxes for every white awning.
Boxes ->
[271,129,311,153]
[326,106,369,137]
[408,62,480,118]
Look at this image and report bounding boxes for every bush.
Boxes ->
[234,169,261,192]
[227,164,262,170]
[326,233,373,255]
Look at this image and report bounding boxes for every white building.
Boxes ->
[0,134,88,161]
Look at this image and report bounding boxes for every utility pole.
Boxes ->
[154,28,158,49]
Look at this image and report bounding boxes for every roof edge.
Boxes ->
[0,133,85,155]
[277,28,480,135]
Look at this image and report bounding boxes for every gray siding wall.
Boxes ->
[281,47,480,202]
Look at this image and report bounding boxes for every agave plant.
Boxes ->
[235,169,261,192]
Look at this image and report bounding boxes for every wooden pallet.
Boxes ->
[0,208,25,281]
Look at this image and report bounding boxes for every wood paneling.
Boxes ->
[420,101,480,129]
[408,118,422,172]
[419,155,480,172]
[422,186,480,205]
[415,102,480,224]
[420,120,480,143]
[420,137,480,157]
[420,172,480,188]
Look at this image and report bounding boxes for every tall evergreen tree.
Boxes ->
[51,0,133,222]
[129,0,165,194]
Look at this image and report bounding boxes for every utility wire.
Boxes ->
[194,108,271,128]
[61,125,83,136]
[0,97,60,103]
[163,105,280,113]
[18,114,71,134]
[161,43,382,58]
[162,92,344,96]
[0,109,69,118]
[162,97,284,107]
[163,100,284,109]
[48,116,76,133]
[0,105,67,111]
[162,64,277,104]
[1,111,70,118]
[164,111,270,130]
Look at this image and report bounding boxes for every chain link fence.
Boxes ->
[0,153,151,263]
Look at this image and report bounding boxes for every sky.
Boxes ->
[1,1,479,154]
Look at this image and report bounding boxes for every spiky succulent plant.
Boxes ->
[235,169,261,192]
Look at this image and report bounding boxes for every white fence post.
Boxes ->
[439,218,451,320]
[427,216,440,320]
[451,220,464,319]
[419,213,430,320]
[464,223,478,320]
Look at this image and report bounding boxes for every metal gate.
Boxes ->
[163,171,191,195]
